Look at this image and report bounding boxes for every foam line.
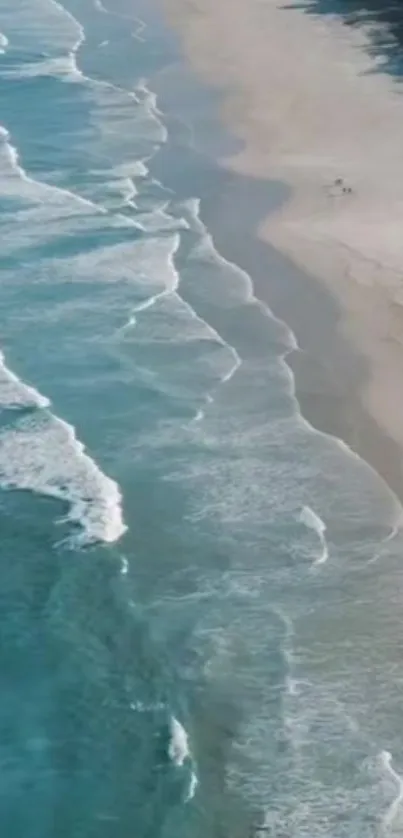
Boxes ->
[1,1,164,217]
[381,750,403,832]
[300,505,329,566]
[168,716,190,767]
[185,770,199,802]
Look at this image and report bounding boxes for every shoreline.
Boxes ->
[150,111,403,506]
[155,0,403,505]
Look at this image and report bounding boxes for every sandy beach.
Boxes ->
[160,0,403,501]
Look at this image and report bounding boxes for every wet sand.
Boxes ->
[156,0,403,505]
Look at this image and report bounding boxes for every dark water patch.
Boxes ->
[285,0,403,79]
[0,484,186,835]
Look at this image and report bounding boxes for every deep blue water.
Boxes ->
[1,1,403,835]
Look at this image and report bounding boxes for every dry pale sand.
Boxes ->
[161,0,403,489]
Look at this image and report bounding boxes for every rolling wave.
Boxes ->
[0,409,126,545]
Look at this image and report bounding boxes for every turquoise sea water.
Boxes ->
[2,1,403,835]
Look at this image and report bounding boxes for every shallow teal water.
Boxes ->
[1,1,403,835]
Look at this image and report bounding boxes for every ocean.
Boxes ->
[1,0,403,835]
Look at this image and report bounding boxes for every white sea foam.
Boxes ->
[109,160,149,181]
[130,236,180,315]
[82,82,166,174]
[275,610,297,698]
[186,770,199,802]
[1,115,225,469]
[0,32,9,53]
[0,1,165,213]
[135,206,189,234]
[136,79,168,143]
[120,177,137,206]
[0,411,126,546]
[145,201,243,412]
[182,196,297,418]
[168,716,198,800]
[168,716,190,767]
[95,160,149,209]
[0,0,168,266]
[0,351,50,410]
[1,52,80,80]
[184,197,250,307]
[0,0,81,61]
[86,174,138,210]
[62,235,180,302]
[381,750,403,833]
[300,505,329,566]
[126,282,241,412]
[120,556,129,575]
[0,120,155,264]
[99,232,231,365]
